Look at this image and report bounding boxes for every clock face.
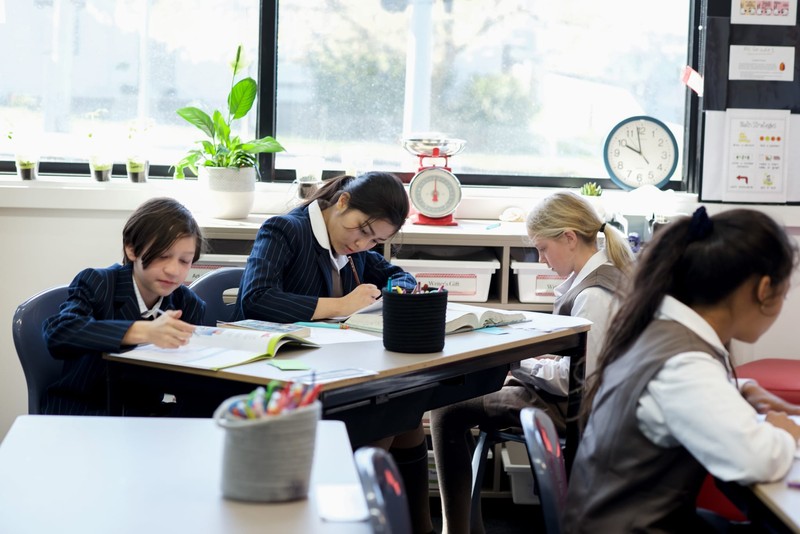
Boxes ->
[603,116,679,190]
[408,167,462,218]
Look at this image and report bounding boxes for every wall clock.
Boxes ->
[603,116,678,190]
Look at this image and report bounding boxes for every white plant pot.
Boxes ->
[198,166,256,219]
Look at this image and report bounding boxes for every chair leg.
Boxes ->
[470,431,492,530]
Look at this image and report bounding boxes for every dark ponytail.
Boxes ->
[303,171,409,231]
[580,207,798,424]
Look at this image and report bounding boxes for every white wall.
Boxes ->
[2,179,800,441]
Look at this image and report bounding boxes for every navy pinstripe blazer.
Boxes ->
[236,205,415,323]
[42,262,206,415]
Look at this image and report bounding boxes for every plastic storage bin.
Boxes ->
[391,251,500,302]
[510,249,567,304]
[501,441,539,505]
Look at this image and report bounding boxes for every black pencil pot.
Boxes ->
[382,288,448,353]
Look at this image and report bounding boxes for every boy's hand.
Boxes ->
[122,310,196,348]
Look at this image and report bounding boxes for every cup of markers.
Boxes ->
[214,382,322,502]
[382,282,448,353]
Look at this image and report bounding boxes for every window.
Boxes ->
[1,1,692,188]
[275,0,692,186]
[0,0,259,177]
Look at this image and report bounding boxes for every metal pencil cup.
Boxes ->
[214,396,321,502]
[382,288,448,353]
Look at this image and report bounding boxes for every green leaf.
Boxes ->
[242,136,285,153]
[212,110,230,145]
[176,107,215,139]
[229,78,257,120]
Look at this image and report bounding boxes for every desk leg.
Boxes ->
[563,331,587,477]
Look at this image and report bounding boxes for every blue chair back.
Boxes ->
[188,267,245,325]
[354,446,412,534]
[521,407,568,534]
[12,285,69,414]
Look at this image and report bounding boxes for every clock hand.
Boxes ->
[624,144,641,155]
[635,126,643,152]
[432,177,439,202]
[624,142,649,164]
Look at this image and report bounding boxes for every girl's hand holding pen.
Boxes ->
[343,284,381,312]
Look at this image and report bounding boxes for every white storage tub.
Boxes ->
[391,255,500,302]
[510,249,567,304]
[501,441,539,505]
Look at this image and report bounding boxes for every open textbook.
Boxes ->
[217,319,311,338]
[343,302,529,334]
[111,326,319,371]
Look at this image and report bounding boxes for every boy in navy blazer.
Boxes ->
[43,197,206,416]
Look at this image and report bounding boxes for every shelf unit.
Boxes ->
[199,217,554,313]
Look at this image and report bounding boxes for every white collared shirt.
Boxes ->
[308,200,348,273]
[636,295,796,484]
[519,249,617,395]
[132,272,164,319]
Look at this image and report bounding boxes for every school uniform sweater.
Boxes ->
[42,263,206,416]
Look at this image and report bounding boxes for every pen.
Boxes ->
[347,255,361,286]
[485,222,501,230]
[295,321,350,330]
[788,479,800,489]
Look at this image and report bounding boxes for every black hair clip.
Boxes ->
[687,206,713,242]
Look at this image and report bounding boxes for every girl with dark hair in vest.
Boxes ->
[237,172,434,534]
[430,191,635,534]
[565,207,800,533]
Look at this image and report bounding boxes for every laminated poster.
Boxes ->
[722,109,790,203]
[729,45,795,82]
[731,0,797,25]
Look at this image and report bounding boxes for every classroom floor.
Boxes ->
[429,497,543,533]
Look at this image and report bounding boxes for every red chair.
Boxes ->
[697,358,800,522]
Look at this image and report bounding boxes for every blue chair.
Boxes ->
[354,446,412,534]
[520,407,568,534]
[12,285,69,414]
[188,267,245,325]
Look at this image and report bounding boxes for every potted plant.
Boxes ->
[86,109,113,182]
[7,129,39,180]
[174,45,285,219]
[126,120,151,183]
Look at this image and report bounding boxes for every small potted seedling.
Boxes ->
[126,120,150,183]
[579,182,606,219]
[86,109,114,182]
[7,129,39,180]
[15,153,39,180]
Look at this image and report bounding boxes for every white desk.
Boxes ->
[105,314,590,468]
[0,416,370,534]
[751,459,800,533]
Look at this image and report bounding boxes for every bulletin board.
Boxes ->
[700,0,800,202]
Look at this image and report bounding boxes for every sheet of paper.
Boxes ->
[316,483,369,522]
[268,360,312,371]
[730,0,796,25]
[722,108,790,203]
[729,45,795,81]
[305,327,380,345]
[292,368,378,385]
[331,298,383,321]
